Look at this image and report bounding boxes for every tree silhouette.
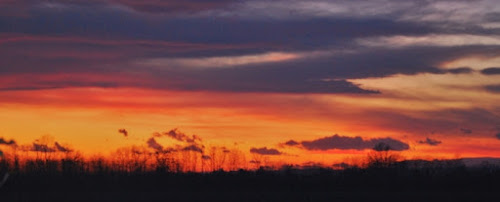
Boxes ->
[367,142,402,168]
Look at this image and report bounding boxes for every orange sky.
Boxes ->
[1,74,499,165]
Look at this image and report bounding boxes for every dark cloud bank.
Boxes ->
[284,134,410,151]
[250,147,282,155]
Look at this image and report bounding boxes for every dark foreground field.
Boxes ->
[2,161,500,202]
[4,191,500,202]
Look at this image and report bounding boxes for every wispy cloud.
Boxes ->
[418,138,442,146]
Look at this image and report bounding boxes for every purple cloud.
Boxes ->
[250,147,282,155]
[286,134,409,151]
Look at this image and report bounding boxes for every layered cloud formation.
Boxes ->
[0,0,498,94]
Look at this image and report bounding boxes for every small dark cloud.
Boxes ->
[284,140,300,146]
[0,137,16,146]
[249,160,261,164]
[446,67,473,74]
[148,129,207,154]
[293,134,409,151]
[202,155,211,160]
[481,67,500,75]
[31,143,56,153]
[418,137,442,146]
[54,142,72,152]
[460,128,472,134]
[28,137,73,153]
[250,147,282,155]
[118,128,128,137]
[182,144,204,153]
[496,133,500,140]
[147,137,164,152]
[154,129,201,143]
[485,85,500,93]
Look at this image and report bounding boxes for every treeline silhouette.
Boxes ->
[1,149,500,192]
[2,150,500,201]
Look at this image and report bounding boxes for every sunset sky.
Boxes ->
[1,0,500,165]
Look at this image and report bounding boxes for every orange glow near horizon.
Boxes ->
[1,85,499,167]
